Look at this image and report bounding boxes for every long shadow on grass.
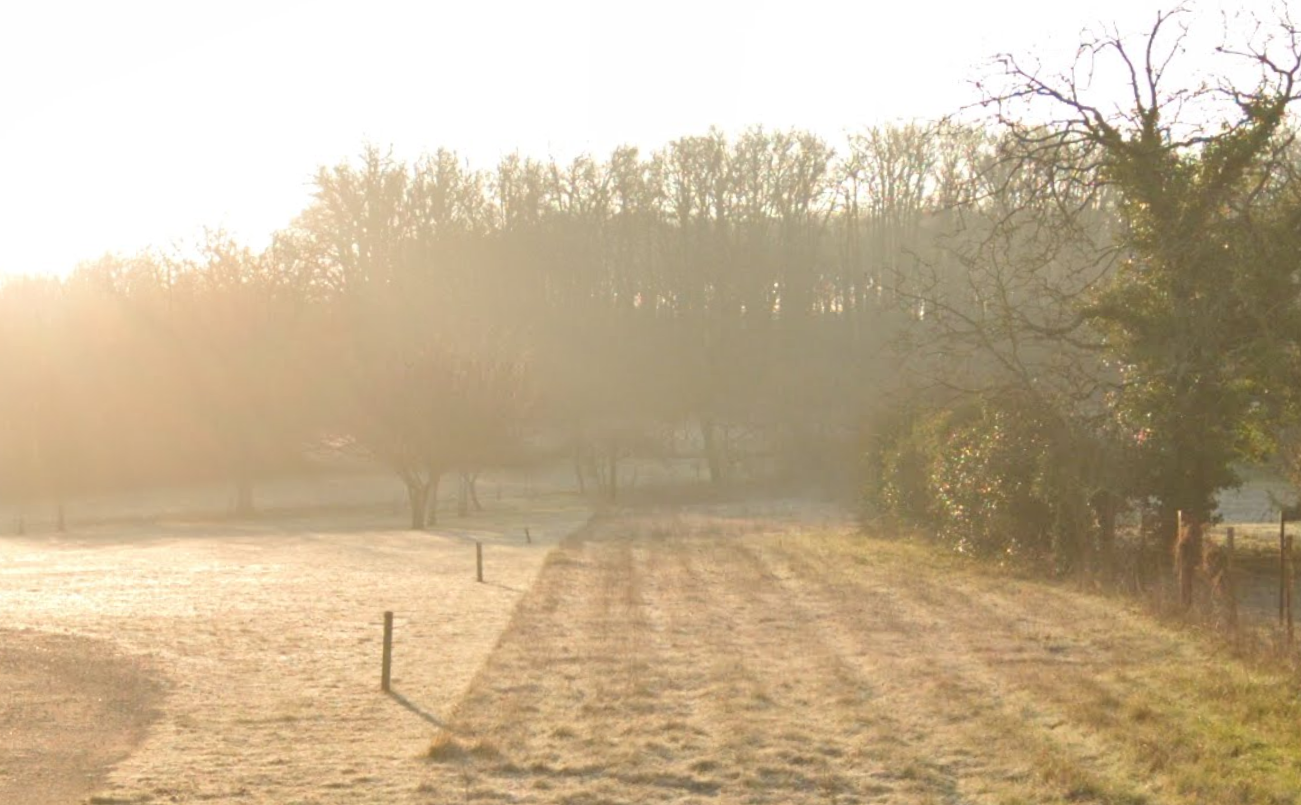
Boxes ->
[388,690,445,727]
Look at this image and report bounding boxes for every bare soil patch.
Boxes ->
[421,502,1301,804]
[0,629,163,805]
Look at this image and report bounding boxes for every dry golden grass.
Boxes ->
[0,489,590,804]
[413,502,1301,804]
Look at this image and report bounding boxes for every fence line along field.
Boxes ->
[0,484,589,805]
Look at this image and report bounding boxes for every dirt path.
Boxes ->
[419,504,1301,804]
[0,496,588,804]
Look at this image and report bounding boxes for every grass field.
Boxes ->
[0,486,589,805]
[421,502,1301,804]
[7,485,1301,803]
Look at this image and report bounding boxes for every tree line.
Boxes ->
[0,124,980,527]
[2,7,1299,610]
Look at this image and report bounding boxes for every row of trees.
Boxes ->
[1,122,995,526]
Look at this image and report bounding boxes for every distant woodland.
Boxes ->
[0,124,936,523]
[2,9,1301,598]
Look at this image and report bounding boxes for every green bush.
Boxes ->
[868,394,1099,569]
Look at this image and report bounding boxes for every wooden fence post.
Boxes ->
[1226,527,1238,633]
[381,611,393,692]
[1288,534,1295,648]
[476,541,484,583]
[525,527,532,544]
[1281,512,1288,627]
[1176,509,1188,609]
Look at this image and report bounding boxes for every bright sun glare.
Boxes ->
[0,0,1280,278]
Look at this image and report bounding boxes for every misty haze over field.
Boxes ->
[5,2,1301,803]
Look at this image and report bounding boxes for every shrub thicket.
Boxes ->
[867,394,1106,572]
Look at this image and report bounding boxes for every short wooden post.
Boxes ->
[1281,512,1288,626]
[476,541,484,583]
[1288,534,1295,648]
[1226,527,1238,632]
[381,611,393,692]
[1176,509,1187,608]
[524,527,532,544]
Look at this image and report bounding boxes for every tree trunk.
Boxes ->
[468,471,482,512]
[407,479,429,530]
[1141,505,1177,587]
[1175,510,1204,610]
[425,472,442,528]
[573,435,586,494]
[701,417,725,485]
[1094,491,1118,583]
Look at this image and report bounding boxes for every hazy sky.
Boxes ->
[0,0,1283,277]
